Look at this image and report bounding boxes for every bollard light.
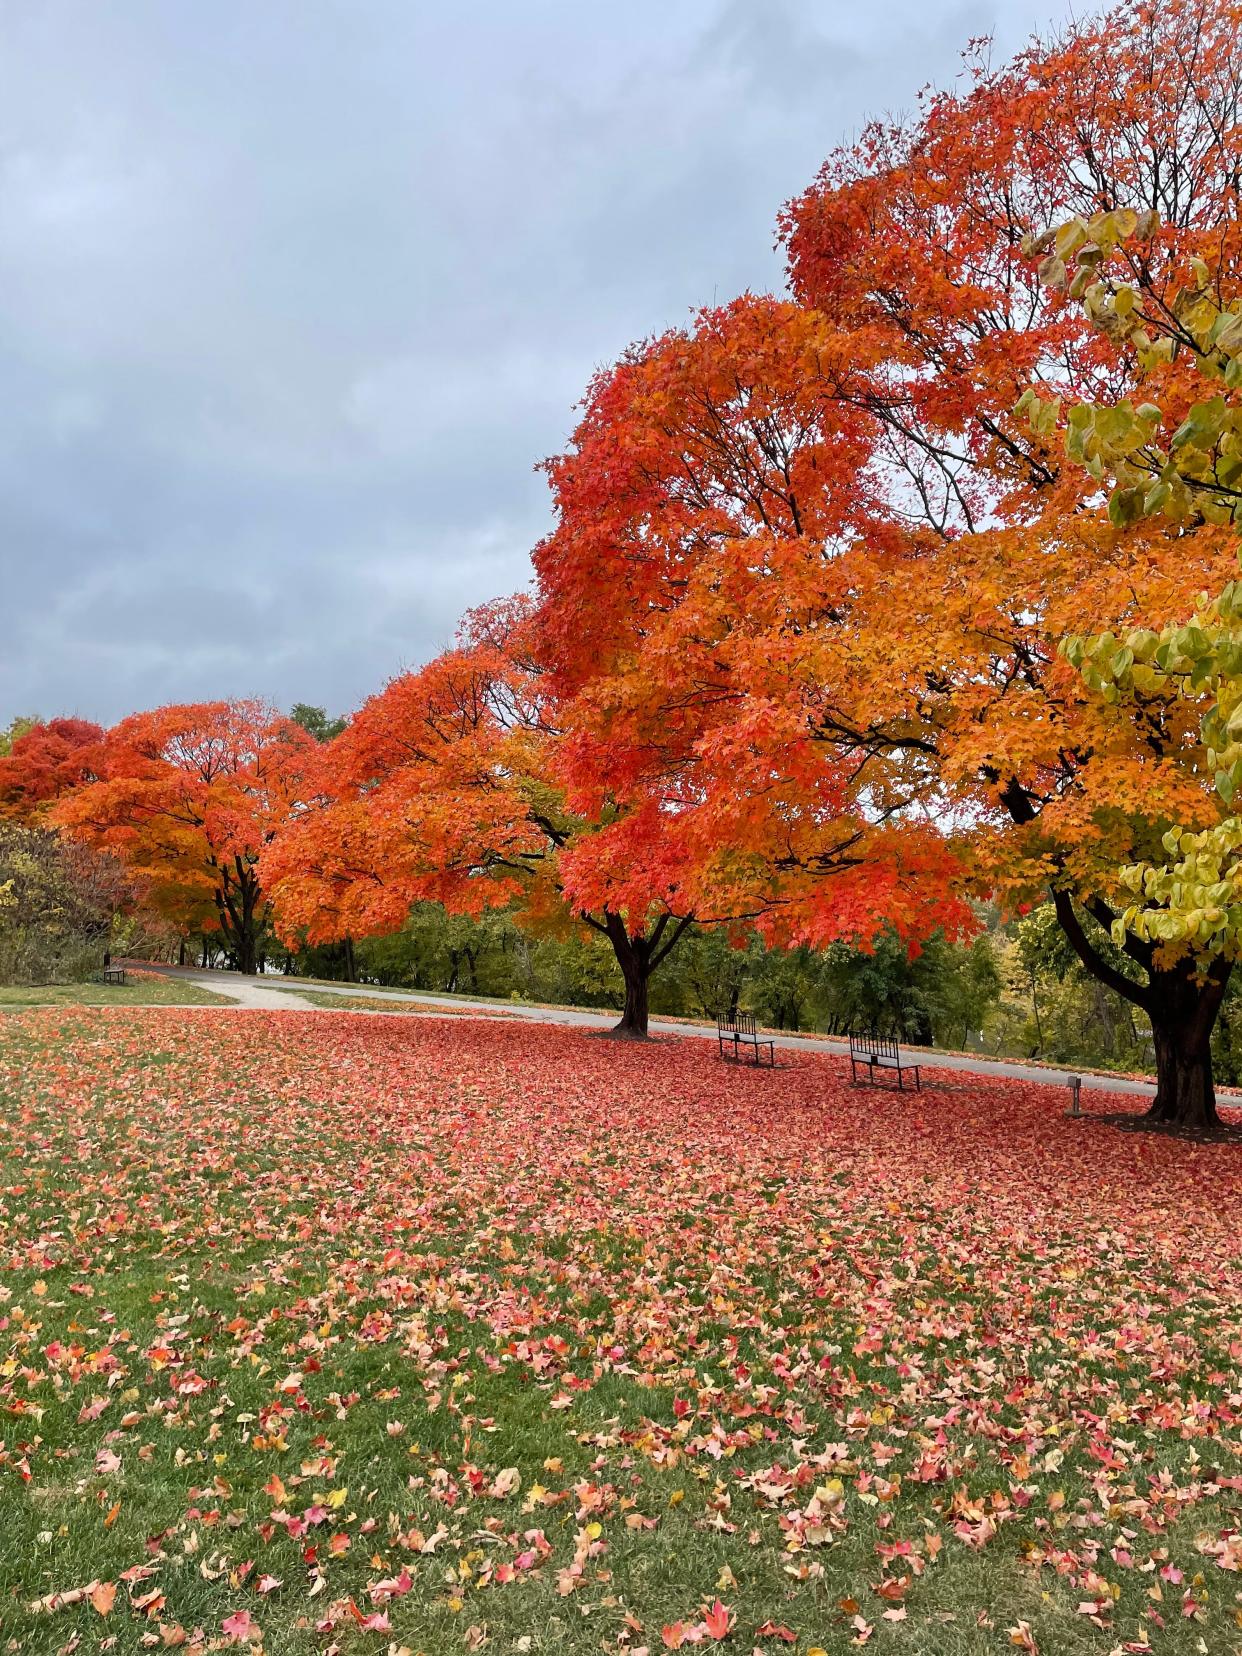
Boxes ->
[1067,1074,1082,1118]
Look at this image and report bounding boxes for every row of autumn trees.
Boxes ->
[3,0,1242,1125]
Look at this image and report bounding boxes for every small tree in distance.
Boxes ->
[55,701,315,975]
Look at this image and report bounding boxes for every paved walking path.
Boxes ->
[178,973,302,1011]
[130,962,1240,1108]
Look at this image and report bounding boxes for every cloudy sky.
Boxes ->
[2,0,1082,726]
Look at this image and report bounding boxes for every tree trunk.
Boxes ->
[178,937,187,967]
[1146,964,1226,1130]
[615,948,650,1037]
[594,910,694,1039]
[1041,885,1230,1132]
[214,856,262,977]
[1029,969,1043,1053]
[994,785,1230,1133]
[343,935,357,983]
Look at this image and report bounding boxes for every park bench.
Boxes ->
[849,1029,920,1092]
[716,1011,776,1067]
[99,964,127,986]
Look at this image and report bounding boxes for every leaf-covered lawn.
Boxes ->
[0,1011,1238,1656]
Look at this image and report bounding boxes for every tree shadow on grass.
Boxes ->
[1092,1109,1242,1145]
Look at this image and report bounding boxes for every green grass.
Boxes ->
[0,974,232,1008]
[278,988,516,1016]
[262,974,573,1009]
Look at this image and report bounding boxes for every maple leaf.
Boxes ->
[702,1600,732,1639]
[489,1466,521,1499]
[221,1609,257,1644]
[89,1581,116,1617]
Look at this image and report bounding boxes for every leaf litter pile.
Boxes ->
[0,1009,1238,1655]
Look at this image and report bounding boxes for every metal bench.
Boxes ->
[849,1029,920,1091]
[717,1011,775,1067]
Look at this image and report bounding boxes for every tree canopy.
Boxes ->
[54,701,315,974]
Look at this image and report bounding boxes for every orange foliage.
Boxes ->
[533,297,969,953]
[265,601,713,1032]
[771,0,1242,899]
[522,0,1242,1113]
[54,702,314,969]
[267,609,554,944]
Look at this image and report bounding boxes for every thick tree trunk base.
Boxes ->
[1147,1017,1220,1131]
[1144,1092,1220,1131]
[599,1019,650,1041]
[593,909,693,1042]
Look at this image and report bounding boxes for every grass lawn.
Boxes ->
[280,990,518,1017]
[261,976,587,1012]
[0,971,231,1009]
[0,1009,1238,1655]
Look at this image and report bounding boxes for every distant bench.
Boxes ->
[99,964,128,986]
[849,1030,920,1092]
[716,1011,775,1067]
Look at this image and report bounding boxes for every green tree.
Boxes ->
[0,716,39,758]
[289,704,347,743]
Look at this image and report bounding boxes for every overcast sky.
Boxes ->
[1,0,1083,726]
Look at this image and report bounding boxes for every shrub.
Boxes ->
[0,825,133,985]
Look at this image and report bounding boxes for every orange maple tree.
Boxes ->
[267,537,968,1038]
[525,0,1242,1122]
[532,295,970,958]
[266,602,708,1036]
[773,0,1242,1126]
[54,701,315,972]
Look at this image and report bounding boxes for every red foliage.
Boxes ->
[0,718,103,821]
[532,296,970,953]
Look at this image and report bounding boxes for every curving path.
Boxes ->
[127,962,1242,1109]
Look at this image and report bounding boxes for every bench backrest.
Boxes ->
[717,1011,759,1037]
[849,1029,901,1060]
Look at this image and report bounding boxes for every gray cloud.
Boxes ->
[1,0,1080,725]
